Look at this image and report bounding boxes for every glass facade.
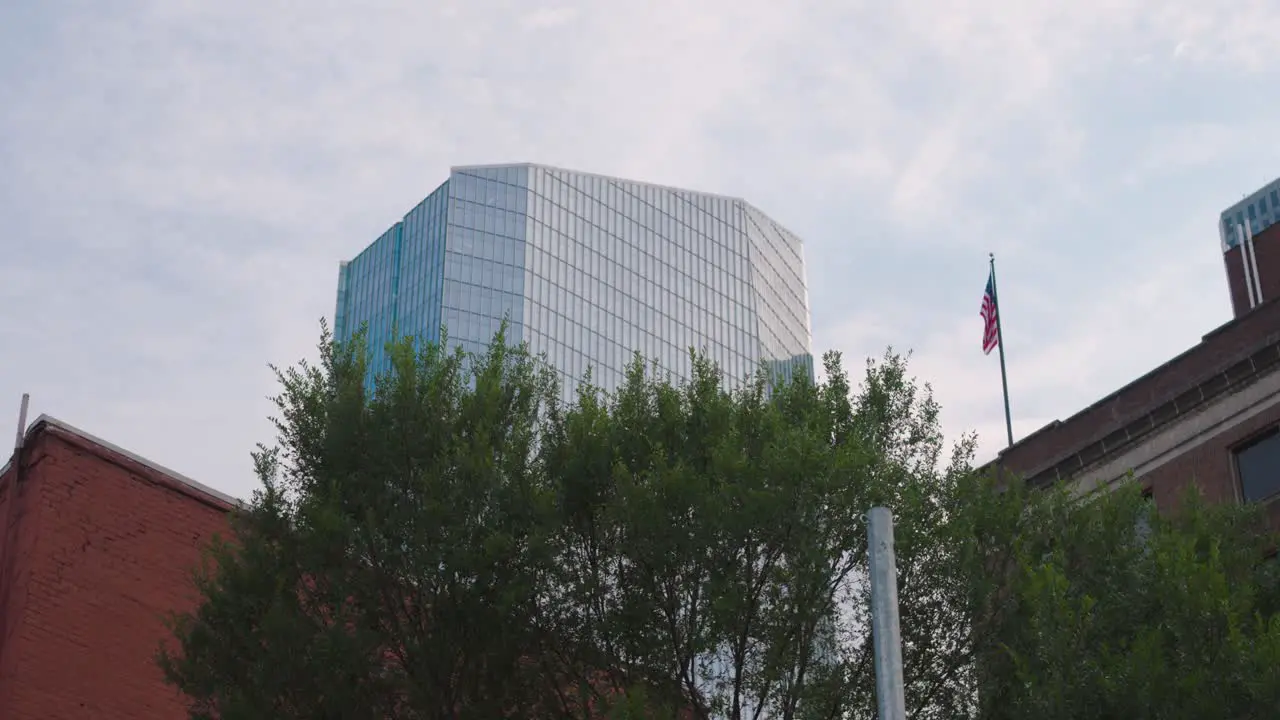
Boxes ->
[334,164,813,399]
[1221,177,1280,251]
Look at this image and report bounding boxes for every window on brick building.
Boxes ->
[1135,487,1155,544]
[1234,429,1280,503]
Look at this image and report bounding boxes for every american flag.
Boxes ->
[980,271,999,355]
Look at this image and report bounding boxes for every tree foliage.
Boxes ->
[160,324,1280,719]
[973,479,1280,719]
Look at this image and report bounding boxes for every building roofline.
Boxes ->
[2,414,243,509]
[997,326,1227,459]
[1220,176,1280,218]
[449,162,748,204]
[451,163,810,252]
[991,293,1280,474]
[1023,339,1280,487]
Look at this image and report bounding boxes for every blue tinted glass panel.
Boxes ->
[1220,180,1280,253]
[1237,430,1280,503]
[334,181,451,390]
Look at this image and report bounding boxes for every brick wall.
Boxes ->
[1138,398,1280,527]
[997,293,1280,481]
[1227,223,1280,319]
[0,424,232,720]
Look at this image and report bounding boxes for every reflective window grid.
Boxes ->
[334,164,813,401]
[1221,177,1280,251]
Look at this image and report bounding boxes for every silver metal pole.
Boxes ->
[868,506,906,720]
[14,394,29,453]
[1246,218,1265,304]
[1238,224,1258,309]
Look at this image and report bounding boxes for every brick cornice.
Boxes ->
[1020,339,1280,487]
[20,423,237,514]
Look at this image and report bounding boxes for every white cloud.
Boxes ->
[2,0,1279,498]
[520,7,579,31]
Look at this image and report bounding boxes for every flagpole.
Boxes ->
[990,253,1014,447]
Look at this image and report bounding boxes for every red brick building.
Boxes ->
[991,222,1280,520]
[1225,226,1280,318]
[0,416,236,719]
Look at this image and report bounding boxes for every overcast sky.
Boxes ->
[3,1,1279,500]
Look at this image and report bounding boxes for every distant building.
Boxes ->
[1221,179,1280,318]
[1221,178,1280,250]
[333,164,814,398]
[0,416,235,719]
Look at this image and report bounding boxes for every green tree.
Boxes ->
[161,325,1280,719]
[160,323,569,719]
[538,348,983,720]
[969,477,1280,720]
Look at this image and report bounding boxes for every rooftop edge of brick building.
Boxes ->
[0,415,238,719]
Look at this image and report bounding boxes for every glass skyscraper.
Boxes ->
[334,163,813,399]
